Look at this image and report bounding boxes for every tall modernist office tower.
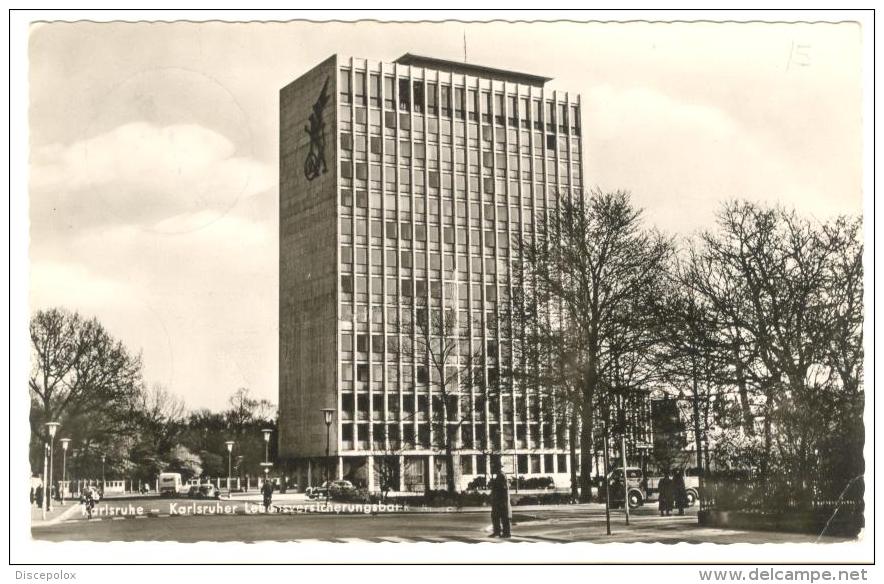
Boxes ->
[280,54,585,491]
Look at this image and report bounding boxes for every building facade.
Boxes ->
[280,54,585,492]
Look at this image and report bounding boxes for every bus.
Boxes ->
[158,472,183,497]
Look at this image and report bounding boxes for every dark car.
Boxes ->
[187,484,222,500]
[306,480,356,500]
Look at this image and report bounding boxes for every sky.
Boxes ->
[27,19,864,412]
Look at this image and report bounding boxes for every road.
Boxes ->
[31,496,851,544]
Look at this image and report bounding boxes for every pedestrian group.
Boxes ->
[657,469,689,516]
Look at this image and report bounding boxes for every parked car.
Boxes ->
[187,483,222,500]
[305,480,356,500]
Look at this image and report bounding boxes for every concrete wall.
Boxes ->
[279,55,339,459]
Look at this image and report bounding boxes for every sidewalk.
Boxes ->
[31,500,83,526]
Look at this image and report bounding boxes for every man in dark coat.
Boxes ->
[261,478,274,512]
[658,471,673,516]
[35,484,44,510]
[673,469,688,515]
[489,468,512,538]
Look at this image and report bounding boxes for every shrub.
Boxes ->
[466,475,488,491]
[330,487,370,503]
[512,492,573,506]
[421,490,490,507]
[507,476,555,490]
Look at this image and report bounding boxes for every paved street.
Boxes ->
[31,496,852,544]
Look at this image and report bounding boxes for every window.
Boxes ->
[412,81,424,114]
[440,85,451,117]
[340,132,353,152]
[558,103,568,133]
[369,73,381,107]
[354,71,366,106]
[357,364,370,382]
[454,87,465,119]
[507,95,518,127]
[481,91,492,123]
[546,101,556,132]
[398,78,410,111]
[467,89,478,121]
[533,99,543,130]
[384,76,395,109]
[494,94,505,126]
[384,110,397,130]
[570,105,580,135]
[339,69,351,103]
[426,82,437,115]
[519,98,529,129]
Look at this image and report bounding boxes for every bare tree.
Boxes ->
[397,297,486,493]
[515,190,672,500]
[688,202,863,499]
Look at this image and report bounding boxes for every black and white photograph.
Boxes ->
[9,8,875,572]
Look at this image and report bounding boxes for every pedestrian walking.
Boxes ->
[658,470,673,516]
[489,466,512,538]
[30,486,35,507]
[261,478,274,512]
[35,484,44,510]
[673,469,688,516]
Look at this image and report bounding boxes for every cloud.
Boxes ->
[30,260,133,310]
[30,122,275,232]
[29,212,278,411]
[582,84,857,235]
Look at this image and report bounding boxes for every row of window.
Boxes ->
[341,129,579,158]
[338,424,569,453]
[340,161,581,189]
[339,390,547,414]
[338,115,580,170]
[350,453,570,477]
[342,216,532,241]
[340,218,539,246]
[339,69,581,135]
[340,164,581,193]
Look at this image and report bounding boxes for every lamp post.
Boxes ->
[101,454,106,495]
[261,429,273,464]
[225,441,235,497]
[41,443,49,520]
[44,422,60,512]
[260,429,274,489]
[60,438,71,505]
[321,408,335,502]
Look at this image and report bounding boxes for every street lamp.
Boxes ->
[261,429,273,464]
[321,408,335,502]
[101,454,106,494]
[260,429,274,490]
[225,441,235,497]
[41,443,49,520]
[60,438,71,505]
[44,422,60,512]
